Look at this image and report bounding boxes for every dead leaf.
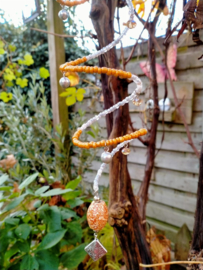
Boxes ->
[0,154,17,170]
[65,71,80,86]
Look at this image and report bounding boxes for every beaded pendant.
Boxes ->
[85,200,108,261]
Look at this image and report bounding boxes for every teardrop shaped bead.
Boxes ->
[122,147,131,155]
[87,200,108,232]
[132,96,142,106]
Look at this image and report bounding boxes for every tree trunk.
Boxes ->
[90,1,153,269]
[188,143,203,270]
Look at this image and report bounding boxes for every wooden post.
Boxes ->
[47,0,69,132]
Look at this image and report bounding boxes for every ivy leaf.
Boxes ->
[39,67,50,79]
[66,96,76,106]
[23,54,34,66]
[0,48,5,55]
[37,229,67,250]
[20,254,39,270]
[60,243,87,269]
[39,206,62,232]
[8,44,16,52]
[16,78,28,88]
[76,88,86,102]
[15,224,31,240]
[65,176,82,190]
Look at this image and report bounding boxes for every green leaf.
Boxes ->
[86,130,95,138]
[40,188,72,197]
[0,186,12,191]
[18,173,38,190]
[66,96,76,106]
[4,244,19,262]
[15,224,31,240]
[60,243,87,269]
[39,67,50,79]
[67,198,84,208]
[20,254,39,270]
[17,241,30,253]
[8,44,16,52]
[23,54,34,66]
[0,48,5,54]
[5,217,20,226]
[65,222,82,245]
[0,174,9,185]
[16,78,28,88]
[62,190,81,201]
[37,229,66,250]
[39,206,62,232]
[60,208,77,220]
[65,176,82,190]
[3,195,26,211]
[35,186,49,196]
[35,250,59,270]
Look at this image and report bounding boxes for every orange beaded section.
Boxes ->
[72,128,147,149]
[59,56,132,80]
[87,200,108,232]
[56,0,88,7]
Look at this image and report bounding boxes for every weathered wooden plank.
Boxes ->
[83,171,196,213]
[194,89,203,112]
[117,31,203,59]
[83,164,198,194]
[147,185,196,213]
[145,81,194,100]
[85,111,202,133]
[125,46,203,76]
[177,68,203,90]
[91,146,200,174]
[146,201,195,231]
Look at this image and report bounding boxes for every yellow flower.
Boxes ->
[0,92,13,102]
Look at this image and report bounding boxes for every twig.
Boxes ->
[30,27,88,39]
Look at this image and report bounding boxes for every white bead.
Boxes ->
[58,9,69,21]
[101,152,112,164]
[59,77,70,88]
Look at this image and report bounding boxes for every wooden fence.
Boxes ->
[76,32,203,246]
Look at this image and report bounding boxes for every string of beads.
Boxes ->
[57,0,88,7]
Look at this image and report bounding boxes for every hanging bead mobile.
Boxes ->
[57,0,147,261]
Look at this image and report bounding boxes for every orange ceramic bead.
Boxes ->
[87,200,108,232]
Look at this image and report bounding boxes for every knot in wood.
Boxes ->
[108,201,132,228]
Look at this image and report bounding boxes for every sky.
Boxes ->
[0,0,184,51]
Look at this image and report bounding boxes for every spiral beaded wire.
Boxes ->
[59,0,146,194]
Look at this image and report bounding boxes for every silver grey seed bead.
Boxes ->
[58,9,69,21]
[59,77,70,88]
[101,152,112,164]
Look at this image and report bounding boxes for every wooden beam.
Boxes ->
[47,0,69,132]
